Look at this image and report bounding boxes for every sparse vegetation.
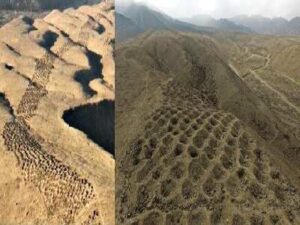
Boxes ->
[116,30,300,225]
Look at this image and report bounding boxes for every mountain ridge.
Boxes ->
[182,14,254,33]
[116,3,254,42]
[228,15,300,35]
[117,2,300,38]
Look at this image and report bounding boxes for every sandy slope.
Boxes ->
[0,1,115,225]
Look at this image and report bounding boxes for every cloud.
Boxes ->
[117,0,300,19]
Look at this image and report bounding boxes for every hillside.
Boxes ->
[0,1,115,225]
[212,31,300,152]
[116,31,300,225]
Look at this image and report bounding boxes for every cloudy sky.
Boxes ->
[118,0,300,19]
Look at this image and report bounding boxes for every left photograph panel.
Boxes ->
[0,0,115,225]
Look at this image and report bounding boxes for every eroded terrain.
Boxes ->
[116,31,300,225]
[0,1,115,225]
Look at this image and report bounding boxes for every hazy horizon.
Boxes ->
[117,0,300,20]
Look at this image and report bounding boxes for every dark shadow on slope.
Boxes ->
[96,24,105,35]
[21,16,38,32]
[86,50,102,76]
[63,100,115,155]
[0,92,14,115]
[74,69,98,96]
[74,51,102,96]
[4,64,14,70]
[39,31,59,51]
[6,44,20,55]
[21,16,34,25]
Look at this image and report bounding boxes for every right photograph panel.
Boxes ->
[116,0,300,224]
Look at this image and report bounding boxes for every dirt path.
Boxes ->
[230,43,300,115]
[280,73,300,86]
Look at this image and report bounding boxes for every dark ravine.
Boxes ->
[63,100,115,155]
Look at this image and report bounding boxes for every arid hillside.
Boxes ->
[212,32,300,168]
[116,31,300,225]
[0,1,115,225]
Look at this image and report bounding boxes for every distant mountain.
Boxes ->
[117,2,300,41]
[116,12,143,41]
[183,15,253,33]
[216,19,253,33]
[116,3,214,41]
[124,3,212,32]
[228,15,300,35]
[183,14,215,27]
[288,17,300,34]
[123,3,174,30]
[183,14,300,36]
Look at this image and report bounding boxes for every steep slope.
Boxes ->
[116,3,212,42]
[116,31,300,225]
[0,1,115,225]
[121,3,172,30]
